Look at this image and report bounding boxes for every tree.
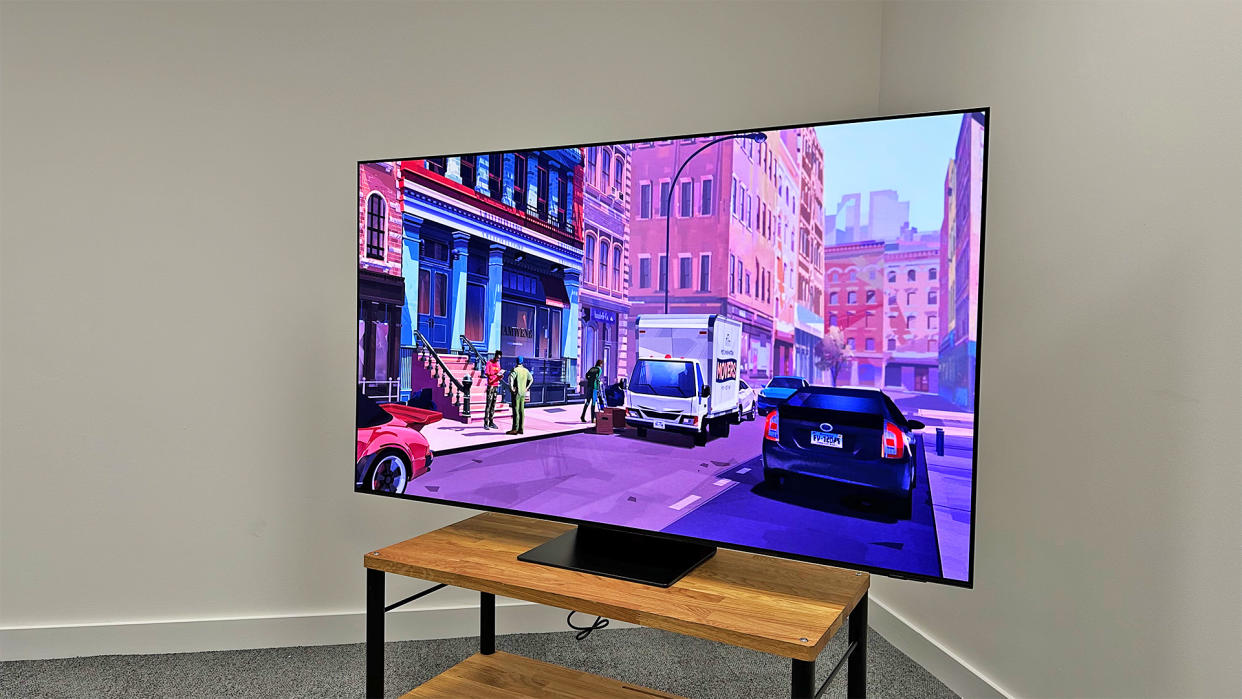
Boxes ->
[815,325,853,387]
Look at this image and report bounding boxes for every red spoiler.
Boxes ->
[381,403,443,430]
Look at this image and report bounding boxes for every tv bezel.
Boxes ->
[356,106,990,589]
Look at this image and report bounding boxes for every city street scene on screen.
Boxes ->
[357,111,985,583]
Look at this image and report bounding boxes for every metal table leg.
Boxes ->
[792,658,815,698]
[848,592,868,699]
[366,568,384,699]
[480,592,496,655]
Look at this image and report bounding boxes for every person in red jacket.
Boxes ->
[483,350,505,430]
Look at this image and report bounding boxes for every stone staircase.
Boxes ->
[407,345,510,425]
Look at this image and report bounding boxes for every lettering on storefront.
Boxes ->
[502,326,534,338]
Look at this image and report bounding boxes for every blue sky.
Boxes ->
[816,113,963,234]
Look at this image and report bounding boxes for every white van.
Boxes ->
[625,314,743,446]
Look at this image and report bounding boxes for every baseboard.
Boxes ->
[1,599,632,662]
[868,596,1011,698]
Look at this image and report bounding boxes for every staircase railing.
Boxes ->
[411,330,472,419]
[460,335,486,376]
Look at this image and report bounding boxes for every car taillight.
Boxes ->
[882,421,904,458]
[764,412,780,441]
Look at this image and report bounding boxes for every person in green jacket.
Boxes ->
[506,356,533,435]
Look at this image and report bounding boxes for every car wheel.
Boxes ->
[763,467,783,488]
[733,406,743,424]
[748,404,758,421]
[368,452,410,494]
[892,491,913,520]
[635,426,647,438]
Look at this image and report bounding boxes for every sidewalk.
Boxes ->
[422,403,593,454]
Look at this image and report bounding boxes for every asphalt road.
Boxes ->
[411,413,942,579]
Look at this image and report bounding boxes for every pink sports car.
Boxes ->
[356,389,442,494]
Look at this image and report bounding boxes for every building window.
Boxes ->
[513,153,527,206]
[864,311,874,328]
[729,254,736,293]
[887,270,896,283]
[487,152,503,200]
[907,269,917,282]
[536,162,549,218]
[848,269,857,282]
[586,147,597,185]
[584,233,596,284]
[829,291,839,305]
[658,254,668,291]
[365,193,386,260]
[600,148,612,191]
[847,337,856,350]
[745,271,751,296]
[906,290,916,305]
[907,314,917,329]
[887,337,897,351]
[865,338,875,351]
[866,290,876,304]
[460,155,477,188]
[928,289,938,304]
[847,290,857,304]
[613,245,622,290]
[888,293,897,305]
[679,180,693,218]
[639,256,652,288]
[928,313,938,330]
[659,180,671,217]
[679,255,692,289]
[831,271,840,283]
[599,239,609,288]
[731,177,738,216]
[700,177,714,215]
[613,157,624,193]
[828,313,838,327]
[736,258,743,294]
[639,182,652,219]
[929,267,938,281]
[425,157,446,175]
[699,253,710,292]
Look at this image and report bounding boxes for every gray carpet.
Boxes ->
[1,626,956,698]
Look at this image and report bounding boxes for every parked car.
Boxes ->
[756,376,809,415]
[761,386,924,518]
[356,389,442,494]
[735,379,759,422]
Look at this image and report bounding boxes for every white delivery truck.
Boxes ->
[625,314,743,446]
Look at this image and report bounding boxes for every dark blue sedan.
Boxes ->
[761,386,924,518]
[756,376,809,415]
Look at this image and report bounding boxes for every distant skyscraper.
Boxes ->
[868,189,910,241]
[835,193,861,244]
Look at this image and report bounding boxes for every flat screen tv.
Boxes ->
[357,108,988,587]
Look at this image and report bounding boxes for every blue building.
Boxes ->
[397,149,585,405]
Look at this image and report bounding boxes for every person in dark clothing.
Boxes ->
[580,359,604,422]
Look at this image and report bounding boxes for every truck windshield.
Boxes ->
[629,360,697,398]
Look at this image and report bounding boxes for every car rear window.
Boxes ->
[785,391,882,414]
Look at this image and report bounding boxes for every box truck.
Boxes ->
[625,314,743,446]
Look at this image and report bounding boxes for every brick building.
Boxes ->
[357,161,405,401]
[939,111,986,408]
[794,127,826,383]
[823,241,886,386]
[579,144,633,388]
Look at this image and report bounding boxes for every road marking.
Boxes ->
[736,467,751,474]
[713,479,731,486]
[668,495,701,511]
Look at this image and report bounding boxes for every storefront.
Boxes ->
[579,305,623,389]
[358,269,404,402]
[498,268,568,405]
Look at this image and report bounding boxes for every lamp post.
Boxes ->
[663,132,767,313]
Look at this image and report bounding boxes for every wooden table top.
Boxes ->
[366,512,869,661]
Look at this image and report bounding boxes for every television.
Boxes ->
[357,108,988,588]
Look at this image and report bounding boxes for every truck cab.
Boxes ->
[625,314,742,446]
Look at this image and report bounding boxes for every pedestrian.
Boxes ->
[580,359,604,423]
[506,356,533,435]
[483,350,504,430]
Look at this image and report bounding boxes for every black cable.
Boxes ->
[566,610,609,640]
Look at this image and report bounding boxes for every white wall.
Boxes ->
[873,2,1242,697]
[0,0,882,653]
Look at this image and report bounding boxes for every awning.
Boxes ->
[542,274,569,308]
[358,269,405,306]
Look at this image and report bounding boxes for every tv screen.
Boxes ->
[356,109,987,586]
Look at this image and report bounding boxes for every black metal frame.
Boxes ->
[791,592,868,699]
[365,570,866,699]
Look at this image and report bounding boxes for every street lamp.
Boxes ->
[663,132,767,313]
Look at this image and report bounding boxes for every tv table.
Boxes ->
[364,512,870,698]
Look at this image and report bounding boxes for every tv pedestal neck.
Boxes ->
[363,512,871,699]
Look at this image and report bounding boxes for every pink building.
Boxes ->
[626,136,778,383]
[823,241,886,386]
[358,161,405,400]
[882,243,940,393]
[939,111,986,407]
[579,144,633,387]
[795,127,826,383]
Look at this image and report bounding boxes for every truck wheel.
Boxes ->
[709,419,730,438]
[635,426,647,438]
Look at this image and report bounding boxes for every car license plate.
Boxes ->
[652,420,666,430]
[811,431,843,448]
